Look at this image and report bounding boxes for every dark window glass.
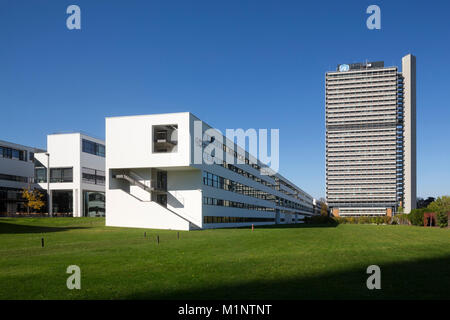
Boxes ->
[82,167,105,185]
[83,191,105,217]
[35,168,47,183]
[82,139,105,158]
[50,168,73,183]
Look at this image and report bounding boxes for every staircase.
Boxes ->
[113,170,164,193]
[112,170,201,230]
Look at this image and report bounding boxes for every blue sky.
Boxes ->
[1,0,449,199]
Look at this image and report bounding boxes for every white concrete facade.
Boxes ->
[106,112,315,231]
[34,133,105,217]
[402,54,417,214]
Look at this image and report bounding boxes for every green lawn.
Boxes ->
[0,217,449,300]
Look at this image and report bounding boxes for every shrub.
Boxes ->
[394,214,410,225]
[305,215,336,225]
[436,212,448,228]
[358,217,369,224]
[333,217,345,224]
[409,208,430,226]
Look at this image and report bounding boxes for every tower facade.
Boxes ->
[325,55,416,216]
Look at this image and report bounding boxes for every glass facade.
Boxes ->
[83,191,105,217]
[0,145,27,161]
[35,167,46,183]
[0,173,29,183]
[82,167,105,185]
[82,139,105,157]
[203,216,274,224]
[0,187,28,216]
[50,168,73,183]
[203,196,275,212]
[52,190,73,216]
[202,171,313,214]
[34,167,73,183]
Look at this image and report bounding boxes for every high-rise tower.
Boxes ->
[325,54,416,217]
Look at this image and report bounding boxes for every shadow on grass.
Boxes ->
[126,254,450,300]
[0,221,87,234]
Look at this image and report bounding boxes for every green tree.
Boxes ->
[427,196,450,214]
[436,212,448,228]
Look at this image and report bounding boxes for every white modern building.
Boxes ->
[34,133,106,217]
[0,140,44,215]
[325,54,417,217]
[106,112,316,231]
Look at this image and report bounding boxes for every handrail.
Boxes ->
[115,171,152,192]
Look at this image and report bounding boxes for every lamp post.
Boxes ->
[45,152,52,217]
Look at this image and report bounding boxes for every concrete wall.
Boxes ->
[106,168,194,231]
[106,113,191,169]
[402,54,417,213]
[35,133,105,217]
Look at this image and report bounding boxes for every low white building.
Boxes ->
[34,133,105,217]
[106,112,315,231]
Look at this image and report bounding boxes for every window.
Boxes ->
[83,191,105,217]
[82,167,105,185]
[152,124,178,153]
[0,174,28,183]
[82,139,105,157]
[203,216,274,224]
[50,168,73,183]
[0,146,26,161]
[52,190,73,216]
[202,170,313,214]
[35,168,47,183]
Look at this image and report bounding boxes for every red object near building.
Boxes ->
[424,212,437,227]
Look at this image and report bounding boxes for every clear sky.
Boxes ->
[1,0,449,200]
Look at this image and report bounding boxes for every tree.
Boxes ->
[21,188,45,214]
[317,197,328,216]
[417,197,435,209]
[320,202,328,216]
[427,196,450,228]
[427,196,450,214]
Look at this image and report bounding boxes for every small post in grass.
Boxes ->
[144,232,146,238]
[252,224,254,232]
[177,232,179,240]
[157,235,160,245]
[41,238,44,248]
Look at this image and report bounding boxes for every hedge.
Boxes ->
[436,212,449,228]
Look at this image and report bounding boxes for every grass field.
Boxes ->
[0,217,449,300]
